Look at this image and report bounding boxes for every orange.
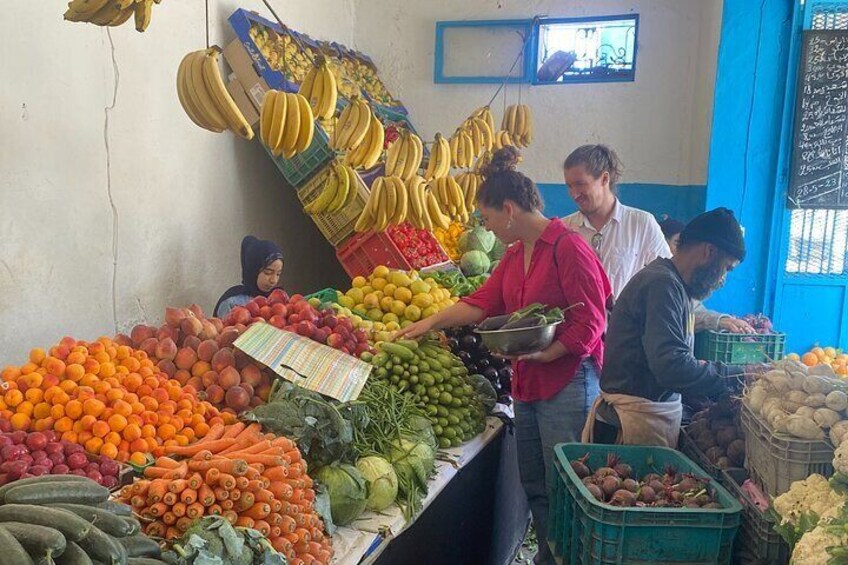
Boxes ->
[108,414,128,433]
[130,438,149,453]
[83,398,105,418]
[157,423,177,441]
[100,443,118,460]
[9,413,30,431]
[85,437,103,454]
[802,352,819,367]
[29,348,46,365]
[174,434,190,447]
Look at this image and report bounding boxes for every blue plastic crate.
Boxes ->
[551,443,742,564]
[228,9,303,93]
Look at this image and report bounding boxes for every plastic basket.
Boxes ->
[264,124,336,188]
[335,231,412,279]
[678,427,744,480]
[719,469,790,565]
[740,403,833,498]
[306,288,339,307]
[296,165,369,247]
[694,331,786,364]
[549,443,742,564]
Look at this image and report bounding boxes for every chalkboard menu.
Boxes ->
[789,30,848,209]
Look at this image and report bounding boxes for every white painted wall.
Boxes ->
[352,0,723,186]
[0,1,354,361]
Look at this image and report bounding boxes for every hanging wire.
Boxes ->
[204,0,210,49]
[485,16,538,110]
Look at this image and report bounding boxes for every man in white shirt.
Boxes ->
[562,144,752,333]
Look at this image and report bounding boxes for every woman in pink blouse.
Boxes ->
[396,147,611,564]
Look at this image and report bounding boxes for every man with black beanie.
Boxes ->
[582,208,752,447]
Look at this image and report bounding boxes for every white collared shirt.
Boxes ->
[564,201,672,299]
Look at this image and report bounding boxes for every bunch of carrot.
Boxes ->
[119,422,333,565]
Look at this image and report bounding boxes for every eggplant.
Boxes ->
[446,338,460,351]
[477,358,490,370]
[467,363,480,374]
[483,367,499,380]
[498,366,513,380]
[460,334,480,349]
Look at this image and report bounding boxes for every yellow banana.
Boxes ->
[467,121,483,157]
[407,176,424,227]
[328,163,350,212]
[391,176,408,225]
[176,52,222,133]
[360,115,385,169]
[298,65,318,101]
[384,176,397,222]
[473,106,496,136]
[503,105,517,138]
[368,176,385,218]
[417,180,433,231]
[187,51,230,132]
[521,104,533,146]
[330,99,357,150]
[318,62,338,121]
[375,179,390,231]
[354,205,374,232]
[437,135,452,177]
[259,91,274,145]
[294,93,315,153]
[279,92,301,153]
[385,131,407,178]
[88,2,122,25]
[348,98,372,150]
[403,133,423,181]
[267,91,287,155]
[307,65,325,119]
[133,0,153,32]
[426,190,450,230]
[514,105,526,148]
[472,117,494,152]
[448,133,460,167]
[65,0,111,20]
[343,165,359,208]
[306,166,339,214]
[201,48,253,140]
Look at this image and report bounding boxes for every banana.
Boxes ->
[375,178,390,231]
[368,176,385,218]
[514,105,526,148]
[267,91,287,155]
[437,134,452,177]
[426,189,450,230]
[407,176,424,227]
[187,51,230,132]
[305,65,325,119]
[354,205,374,232]
[348,98,372,150]
[331,96,369,151]
[201,48,253,140]
[359,115,385,170]
[403,133,423,181]
[294,93,315,153]
[176,52,222,132]
[466,120,483,157]
[279,92,301,153]
[329,99,355,150]
[384,176,397,222]
[472,117,494,153]
[88,2,123,25]
[259,91,274,145]
[389,176,407,225]
[317,62,339,121]
[298,65,318,105]
[385,131,407,178]
[65,0,112,20]
[107,3,135,26]
[417,180,433,231]
[328,163,350,212]
[473,106,496,136]
[342,165,359,208]
[448,133,460,167]
[133,0,153,32]
[521,104,533,146]
[305,166,339,215]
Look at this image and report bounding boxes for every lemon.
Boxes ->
[422,306,439,318]
[383,283,397,298]
[308,297,321,308]
[364,293,381,309]
[404,304,422,322]
[352,276,367,288]
[361,285,374,296]
[385,321,401,331]
[390,271,414,288]
[380,296,395,312]
[371,277,387,291]
[374,290,385,301]
[374,322,386,331]
[391,300,408,317]
[382,312,400,325]
[410,280,431,296]
[372,265,390,279]
[400,320,414,329]
[394,287,413,304]
[338,295,355,309]
[413,293,434,309]
[346,288,364,304]
[352,315,363,324]
[367,308,385,321]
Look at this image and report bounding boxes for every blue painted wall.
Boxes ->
[538,183,706,223]
[702,0,794,318]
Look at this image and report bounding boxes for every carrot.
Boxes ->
[187,473,203,490]
[132,481,150,495]
[187,458,249,476]
[167,479,188,494]
[271,436,295,451]
[221,499,234,510]
[213,487,229,501]
[302,475,313,489]
[130,495,146,508]
[147,502,168,517]
[288,558,304,565]
[186,502,204,519]
[229,488,242,502]
[205,468,221,486]
[303,489,315,502]
[254,489,275,504]
[259,476,271,489]
[223,510,238,525]
[235,422,262,440]
[245,467,262,480]
[172,502,187,518]
[144,465,178,479]
[154,456,183,469]
[235,516,255,529]
[295,512,309,527]
[164,463,189,480]
[295,528,312,543]
[291,489,305,504]
[161,511,177,526]
[208,503,223,516]
[271,526,282,538]
[306,543,324,559]
[241,502,271,520]
[221,422,245,439]
[165,526,181,540]
[285,449,302,463]
[164,438,236,458]
[263,466,289,482]
[310,528,324,543]
[271,499,282,513]
[236,476,250,490]
[194,450,214,461]
[235,454,285,467]
[245,480,265,493]
[317,549,332,564]
[235,492,255,512]
[180,488,197,505]
[120,485,133,499]
[202,422,227,442]
[269,483,294,500]
[267,512,283,527]
[218,438,264,456]
[270,536,293,554]
[176,517,193,532]
[217,473,237,490]
[162,491,178,506]
[253,519,271,536]
[284,532,300,545]
[224,441,277,457]
[287,463,303,479]
[198,484,215,506]
[145,521,166,538]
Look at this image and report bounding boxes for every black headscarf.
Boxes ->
[213,236,284,317]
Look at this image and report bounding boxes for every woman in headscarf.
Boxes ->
[213,236,284,318]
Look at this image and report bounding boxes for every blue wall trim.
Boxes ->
[538,182,706,223]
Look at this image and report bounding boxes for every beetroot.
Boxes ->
[703,502,722,509]
[25,432,47,452]
[586,483,604,501]
[683,499,701,508]
[601,476,621,499]
[642,473,662,484]
[593,467,618,480]
[67,452,88,471]
[610,489,637,507]
[571,459,591,479]
[622,478,639,493]
[638,486,657,503]
[606,453,632,480]
[675,476,699,493]
[648,479,666,494]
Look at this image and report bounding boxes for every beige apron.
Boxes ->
[582,392,683,448]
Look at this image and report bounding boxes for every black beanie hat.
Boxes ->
[679,207,746,261]
[659,218,685,240]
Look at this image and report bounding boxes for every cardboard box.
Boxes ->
[222,39,271,113]
[226,77,259,127]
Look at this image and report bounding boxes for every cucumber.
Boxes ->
[395,339,419,350]
[5,481,109,506]
[94,501,133,517]
[0,504,92,542]
[56,541,94,565]
[0,475,93,503]
[122,517,142,537]
[371,352,389,367]
[53,504,134,538]
[127,559,168,565]
[76,524,126,565]
[1,522,67,560]
[0,523,34,565]
[380,342,415,361]
[119,535,161,559]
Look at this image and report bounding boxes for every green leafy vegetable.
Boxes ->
[170,516,286,565]
[315,463,368,526]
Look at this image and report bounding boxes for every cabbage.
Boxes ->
[489,237,507,261]
[355,456,398,511]
[315,463,368,525]
[459,227,496,254]
[460,250,491,277]
[389,437,436,495]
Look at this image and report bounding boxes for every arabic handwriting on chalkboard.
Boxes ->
[790,30,848,209]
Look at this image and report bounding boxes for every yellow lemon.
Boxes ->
[422,306,439,318]
[352,276,367,288]
[372,265,390,279]
[394,287,413,304]
[390,271,414,288]
[400,320,414,329]
[361,285,374,296]
[392,300,407,317]
[338,295,355,309]
[382,312,400,325]
[364,293,381,309]
[404,304,422,322]
[367,308,385,321]
[825,347,838,359]
[786,352,800,361]
[410,280,431,296]
[413,293,434,309]
[385,321,401,332]
[383,283,397,298]
[371,277,387,291]
[346,288,364,304]
[380,296,395,312]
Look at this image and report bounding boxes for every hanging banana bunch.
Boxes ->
[423,133,452,180]
[428,176,469,224]
[456,171,482,215]
[354,176,409,232]
[258,90,315,157]
[64,0,159,32]
[493,129,516,150]
[176,48,254,140]
[304,161,357,215]
[329,95,373,151]
[344,113,384,170]
[449,128,475,169]
[501,104,533,148]
[384,131,424,181]
[471,106,497,138]
[298,58,339,122]
[456,116,494,159]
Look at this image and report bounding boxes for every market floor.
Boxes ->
[513,526,539,564]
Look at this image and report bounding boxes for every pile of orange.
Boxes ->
[0,336,236,464]
[790,346,848,376]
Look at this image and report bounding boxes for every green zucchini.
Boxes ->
[1,522,67,560]
[119,535,161,559]
[56,541,94,565]
[0,523,34,565]
[5,482,109,506]
[94,501,133,517]
[0,504,92,542]
[122,517,141,537]
[53,504,134,538]
[380,342,415,361]
[76,525,126,565]
[126,559,168,565]
[0,475,93,503]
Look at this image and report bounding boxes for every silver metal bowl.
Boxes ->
[474,321,562,357]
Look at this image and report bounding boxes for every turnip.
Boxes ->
[785,415,825,440]
[706,446,725,464]
[796,406,817,419]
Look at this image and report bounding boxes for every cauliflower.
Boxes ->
[774,474,848,526]
[835,440,848,476]
[791,524,848,564]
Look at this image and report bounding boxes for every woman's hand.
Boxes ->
[392,318,436,341]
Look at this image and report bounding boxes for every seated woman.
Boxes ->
[213,236,284,318]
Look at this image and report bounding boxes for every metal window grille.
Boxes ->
[785,3,848,274]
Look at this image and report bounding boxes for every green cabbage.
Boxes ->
[489,238,507,261]
[355,456,399,511]
[460,250,491,277]
[315,463,368,526]
[459,227,496,254]
[388,437,436,495]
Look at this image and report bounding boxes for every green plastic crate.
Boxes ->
[306,288,339,308]
[549,443,742,564]
[694,331,786,364]
[264,124,336,188]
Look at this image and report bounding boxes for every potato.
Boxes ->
[748,385,769,414]
[787,390,809,406]
[814,408,842,429]
[804,374,837,395]
[716,426,738,448]
[764,370,791,393]
[796,406,817,419]
[727,439,746,466]
[782,400,803,413]
[810,364,837,378]
[826,390,848,412]
[805,393,827,408]
[830,421,848,446]
[785,415,825,440]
